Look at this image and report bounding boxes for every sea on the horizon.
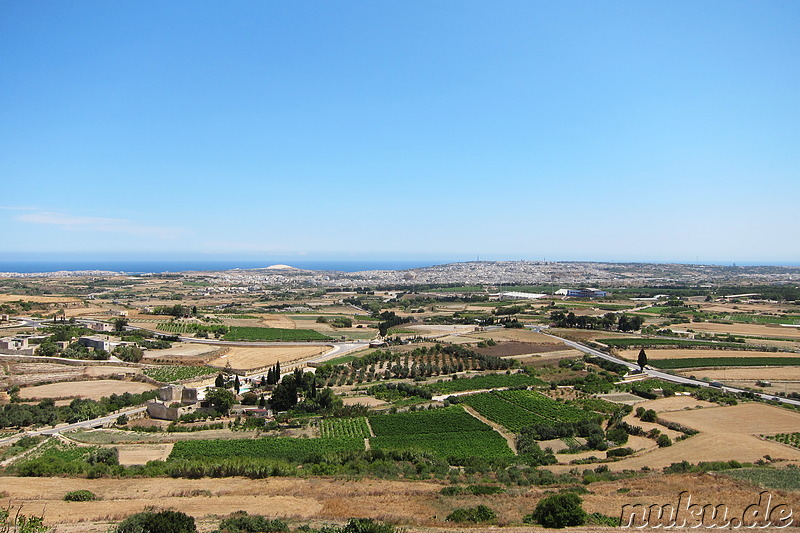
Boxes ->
[0,259,451,274]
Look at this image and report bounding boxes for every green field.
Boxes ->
[368,406,491,436]
[463,391,596,432]
[654,357,800,369]
[721,467,800,491]
[169,436,364,463]
[321,417,371,438]
[144,365,219,382]
[426,373,546,395]
[223,326,330,342]
[371,431,513,462]
[599,338,757,349]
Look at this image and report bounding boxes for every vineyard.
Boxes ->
[425,372,546,394]
[371,431,513,462]
[366,406,512,463]
[224,326,330,342]
[144,365,219,383]
[156,322,226,334]
[766,432,800,449]
[368,406,492,436]
[169,436,364,463]
[654,357,800,369]
[598,338,759,350]
[320,417,371,438]
[463,391,596,432]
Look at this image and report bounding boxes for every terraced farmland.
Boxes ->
[368,406,491,436]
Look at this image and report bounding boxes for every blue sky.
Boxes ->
[1,1,798,264]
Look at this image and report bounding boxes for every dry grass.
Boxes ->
[588,403,800,472]
[116,443,173,465]
[0,294,80,303]
[18,380,157,401]
[341,395,388,407]
[208,346,328,372]
[405,324,477,336]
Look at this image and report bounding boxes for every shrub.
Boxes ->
[657,435,672,448]
[64,489,98,501]
[445,505,497,523]
[115,510,197,533]
[607,447,634,458]
[213,511,288,532]
[640,409,657,422]
[524,492,587,528]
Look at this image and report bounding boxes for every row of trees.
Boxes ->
[550,311,644,332]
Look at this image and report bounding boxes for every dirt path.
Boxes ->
[462,405,518,454]
[364,417,376,437]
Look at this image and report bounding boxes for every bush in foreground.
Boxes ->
[445,505,496,523]
[64,489,98,501]
[211,511,287,532]
[524,492,586,528]
[115,509,196,533]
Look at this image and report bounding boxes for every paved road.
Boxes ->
[0,406,148,446]
[533,326,800,407]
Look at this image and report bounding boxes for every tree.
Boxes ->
[657,434,672,447]
[270,375,298,411]
[637,348,648,372]
[524,492,586,528]
[114,318,129,333]
[215,373,226,388]
[114,345,143,363]
[205,388,235,415]
[234,375,241,394]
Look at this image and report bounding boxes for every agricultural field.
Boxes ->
[168,436,364,462]
[587,402,800,472]
[366,406,513,462]
[766,432,800,449]
[619,348,800,360]
[368,406,492,436]
[669,321,800,340]
[209,345,329,371]
[223,326,330,342]
[371,430,513,462]
[653,357,800,369]
[18,380,157,401]
[143,365,219,383]
[320,417,371,438]
[425,372,546,395]
[462,391,596,432]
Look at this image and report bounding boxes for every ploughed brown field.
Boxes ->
[473,341,571,357]
[670,322,800,340]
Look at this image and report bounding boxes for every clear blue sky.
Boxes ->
[2,1,798,264]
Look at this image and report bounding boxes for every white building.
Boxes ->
[555,288,608,298]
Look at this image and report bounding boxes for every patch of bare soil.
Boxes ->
[473,341,568,357]
[18,380,157,401]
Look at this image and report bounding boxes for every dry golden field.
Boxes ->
[0,473,796,533]
[0,294,81,304]
[18,380,157,401]
[208,345,329,371]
